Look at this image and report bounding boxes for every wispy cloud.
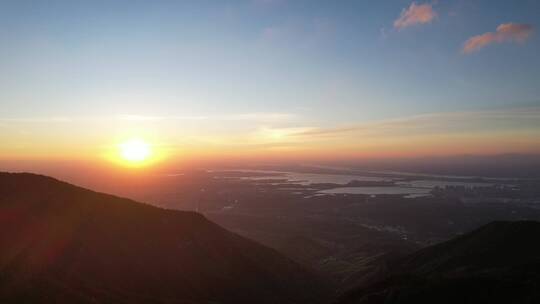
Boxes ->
[0,117,74,123]
[394,2,437,30]
[291,107,540,139]
[215,112,295,122]
[116,115,166,121]
[0,112,297,124]
[167,112,297,123]
[463,23,534,54]
[3,109,540,158]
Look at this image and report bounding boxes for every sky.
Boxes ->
[1,0,539,167]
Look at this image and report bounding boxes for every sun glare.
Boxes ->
[119,139,152,163]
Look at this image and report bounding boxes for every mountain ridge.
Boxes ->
[0,172,330,304]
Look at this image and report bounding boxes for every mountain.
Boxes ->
[0,172,329,304]
[337,221,540,304]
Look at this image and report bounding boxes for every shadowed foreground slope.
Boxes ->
[337,221,540,304]
[0,172,329,304]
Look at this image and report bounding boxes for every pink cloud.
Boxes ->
[394,2,437,29]
[463,23,534,54]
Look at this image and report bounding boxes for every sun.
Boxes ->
[119,139,152,163]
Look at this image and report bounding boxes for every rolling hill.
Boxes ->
[337,221,540,304]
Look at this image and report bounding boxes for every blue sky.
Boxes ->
[0,0,539,160]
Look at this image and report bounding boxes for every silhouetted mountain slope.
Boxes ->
[397,221,540,275]
[0,172,329,304]
[338,221,540,304]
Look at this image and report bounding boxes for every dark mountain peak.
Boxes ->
[0,172,329,304]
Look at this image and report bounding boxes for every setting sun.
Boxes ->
[119,139,152,163]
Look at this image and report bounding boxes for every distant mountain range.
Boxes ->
[337,221,540,304]
[0,172,329,303]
